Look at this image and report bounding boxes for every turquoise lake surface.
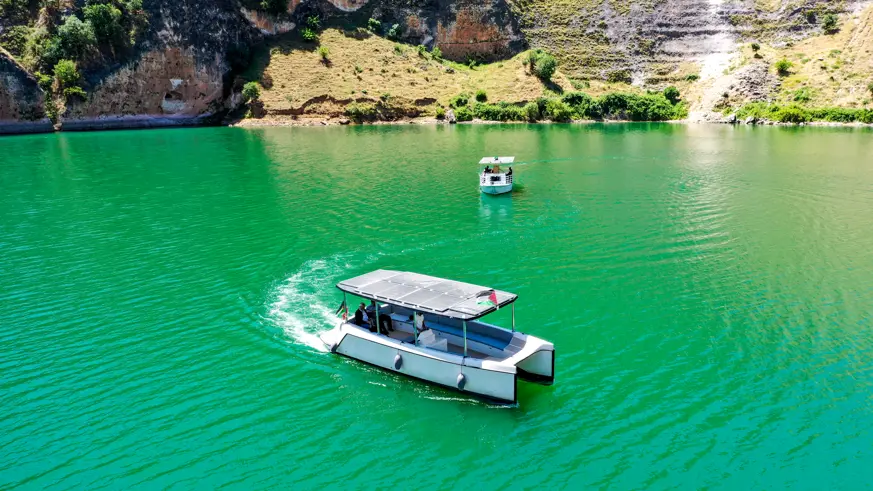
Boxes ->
[1,123,872,488]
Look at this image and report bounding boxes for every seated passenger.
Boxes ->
[354,302,369,327]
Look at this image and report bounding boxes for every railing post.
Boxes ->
[463,320,468,357]
[375,301,380,334]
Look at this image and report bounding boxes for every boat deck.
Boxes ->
[382,328,491,359]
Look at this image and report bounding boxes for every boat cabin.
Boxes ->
[337,270,520,360]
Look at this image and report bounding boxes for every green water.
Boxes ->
[2,124,872,488]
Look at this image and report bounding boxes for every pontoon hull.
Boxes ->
[480,184,513,195]
[320,323,554,404]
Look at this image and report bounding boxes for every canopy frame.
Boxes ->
[478,156,515,165]
[336,269,517,321]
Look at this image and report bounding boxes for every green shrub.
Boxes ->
[561,92,602,119]
[317,45,330,61]
[0,25,31,57]
[84,3,124,48]
[597,92,679,121]
[607,69,632,84]
[455,106,473,122]
[751,42,760,52]
[822,13,839,33]
[809,107,856,122]
[526,49,542,70]
[345,102,378,122]
[305,15,320,30]
[260,0,286,15]
[523,101,540,122]
[53,59,80,88]
[449,93,469,108]
[773,104,810,123]
[570,79,590,89]
[35,71,53,92]
[475,90,487,102]
[775,58,793,76]
[416,44,427,57]
[793,87,812,103]
[54,16,98,62]
[859,110,873,124]
[435,106,446,119]
[393,44,403,55]
[685,74,700,82]
[387,23,401,39]
[735,102,777,120]
[533,53,557,81]
[867,81,873,96]
[300,27,317,42]
[367,18,381,33]
[242,81,260,101]
[663,86,680,104]
[0,0,31,23]
[472,102,526,121]
[353,64,363,73]
[525,49,558,81]
[63,85,87,100]
[431,46,442,60]
[545,99,573,122]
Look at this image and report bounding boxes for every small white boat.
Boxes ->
[479,156,514,195]
[320,270,555,404]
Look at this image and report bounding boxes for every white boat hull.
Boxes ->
[320,322,554,404]
[480,171,513,195]
[480,184,513,195]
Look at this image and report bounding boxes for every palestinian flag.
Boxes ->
[477,290,499,309]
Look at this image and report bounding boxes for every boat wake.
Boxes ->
[266,232,509,353]
[266,257,350,353]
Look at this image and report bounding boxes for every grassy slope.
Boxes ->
[251,28,688,121]
[254,29,571,119]
[718,4,873,110]
[769,4,873,108]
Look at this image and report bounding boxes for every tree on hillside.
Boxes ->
[775,58,793,76]
[822,14,839,33]
[663,86,680,104]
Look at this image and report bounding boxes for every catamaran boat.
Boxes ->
[479,156,514,195]
[319,270,555,404]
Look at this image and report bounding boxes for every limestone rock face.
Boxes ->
[303,0,524,62]
[60,48,227,129]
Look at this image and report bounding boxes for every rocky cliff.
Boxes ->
[1,0,871,133]
[0,48,51,133]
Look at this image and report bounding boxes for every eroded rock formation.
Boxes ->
[0,49,51,134]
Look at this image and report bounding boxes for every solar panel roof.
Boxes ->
[336,270,517,320]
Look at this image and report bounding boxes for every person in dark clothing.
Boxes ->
[366,300,393,335]
[354,302,369,327]
[507,167,512,175]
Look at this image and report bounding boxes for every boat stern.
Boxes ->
[512,336,555,384]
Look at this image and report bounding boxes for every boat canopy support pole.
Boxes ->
[512,303,515,332]
[463,320,468,357]
[375,301,380,333]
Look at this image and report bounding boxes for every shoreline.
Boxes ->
[2,115,871,137]
[230,115,873,129]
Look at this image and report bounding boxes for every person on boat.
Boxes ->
[484,166,491,174]
[354,302,369,327]
[366,300,393,334]
[507,166,512,176]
